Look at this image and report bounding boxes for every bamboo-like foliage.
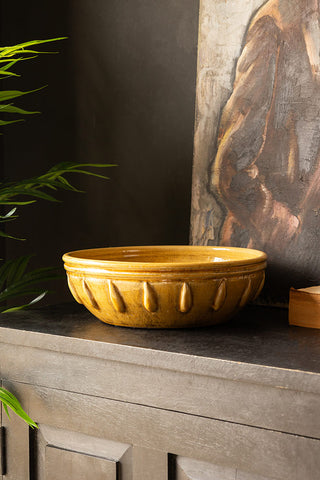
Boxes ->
[0,38,67,125]
[0,162,112,313]
[0,38,113,312]
[0,38,113,426]
[0,387,38,428]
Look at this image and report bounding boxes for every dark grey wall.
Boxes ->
[0,1,199,303]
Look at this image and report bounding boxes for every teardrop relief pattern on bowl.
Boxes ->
[253,271,266,301]
[212,279,227,312]
[179,282,193,313]
[143,281,158,312]
[108,280,126,313]
[82,279,100,310]
[239,277,253,308]
[72,273,264,317]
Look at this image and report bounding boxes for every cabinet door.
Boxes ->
[2,399,133,479]
[2,380,320,480]
[2,412,133,480]
[1,381,167,480]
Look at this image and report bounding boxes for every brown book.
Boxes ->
[289,286,320,329]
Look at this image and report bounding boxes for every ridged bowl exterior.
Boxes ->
[62,246,267,328]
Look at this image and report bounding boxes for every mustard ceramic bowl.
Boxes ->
[62,246,267,328]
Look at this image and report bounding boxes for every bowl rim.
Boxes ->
[62,245,267,272]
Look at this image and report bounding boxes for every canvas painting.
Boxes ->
[191,0,320,303]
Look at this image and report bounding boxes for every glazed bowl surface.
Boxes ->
[62,245,267,328]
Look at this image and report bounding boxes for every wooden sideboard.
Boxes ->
[0,304,319,479]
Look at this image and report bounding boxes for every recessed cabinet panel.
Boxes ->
[36,424,132,480]
[175,456,276,480]
[45,446,116,480]
[236,472,276,480]
[175,456,235,480]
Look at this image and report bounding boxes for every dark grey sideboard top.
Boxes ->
[0,303,320,392]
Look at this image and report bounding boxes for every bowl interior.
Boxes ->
[63,245,267,267]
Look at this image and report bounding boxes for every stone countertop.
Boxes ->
[1,303,320,382]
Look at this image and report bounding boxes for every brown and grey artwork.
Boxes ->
[191,0,320,303]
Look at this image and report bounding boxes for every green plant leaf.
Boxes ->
[0,207,18,222]
[0,200,36,205]
[0,86,45,102]
[0,162,115,207]
[3,402,9,417]
[2,291,48,312]
[0,387,38,428]
[0,59,19,69]
[0,256,62,308]
[0,37,67,54]
[7,255,32,284]
[0,229,24,240]
[0,118,24,126]
[0,104,40,115]
[0,70,19,77]
[0,289,47,305]
[0,265,61,304]
[0,256,31,290]
[0,56,37,65]
[0,38,67,134]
